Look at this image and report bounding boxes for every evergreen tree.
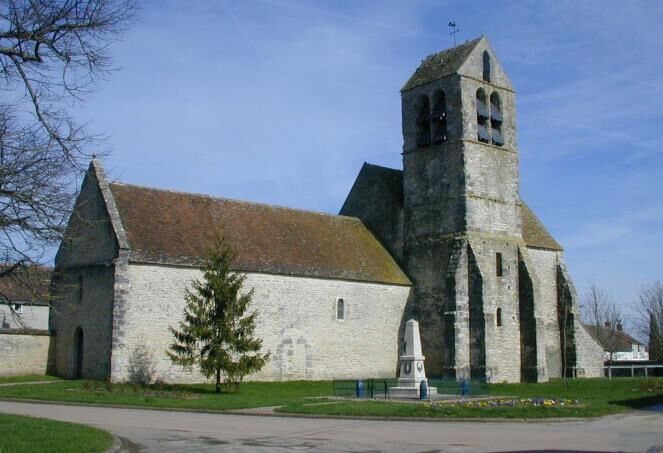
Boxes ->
[167,237,270,393]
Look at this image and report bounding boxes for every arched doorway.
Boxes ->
[72,327,84,379]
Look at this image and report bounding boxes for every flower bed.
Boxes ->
[431,398,582,408]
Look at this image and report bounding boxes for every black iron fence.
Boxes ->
[332,377,488,399]
[571,364,663,379]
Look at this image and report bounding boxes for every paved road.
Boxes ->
[1,401,662,452]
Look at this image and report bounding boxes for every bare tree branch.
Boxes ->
[0,0,139,316]
[581,283,622,363]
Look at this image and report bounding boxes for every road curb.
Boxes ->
[0,380,61,387]
[106,435,121,453]
[0,397,602,423]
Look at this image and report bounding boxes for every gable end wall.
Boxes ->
[51,170,117,379]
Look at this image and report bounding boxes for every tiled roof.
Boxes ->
[520,202,563,251]
[108,183,410,286]
[0,265,51,305]
[582,324,645,352]
[402,37,482,91]
[359,164,562,251]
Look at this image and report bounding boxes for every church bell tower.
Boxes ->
[400,37,533,382]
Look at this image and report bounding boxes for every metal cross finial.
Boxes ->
[448,21,459,46]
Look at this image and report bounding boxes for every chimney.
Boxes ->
[604,321,611,329]
[616,321,623,331]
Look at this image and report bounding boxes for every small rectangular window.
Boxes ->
[336,298,345,320]
[13,303,23,314]
[496,253,503,277]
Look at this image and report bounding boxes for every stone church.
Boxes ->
[50,37,603,384]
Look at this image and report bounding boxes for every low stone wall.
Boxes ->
[0,330,51,376]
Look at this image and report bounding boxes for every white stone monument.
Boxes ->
[389,319,437,399]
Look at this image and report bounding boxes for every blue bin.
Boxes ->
[356,380,365,398]
[460,378,469,397]
[420,380,428,400]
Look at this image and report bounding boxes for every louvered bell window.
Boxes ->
[431,90,447,145]
[490,92,503,123]
[476,91,489,120]
[491,127,504,146]
[490,105,502,123]
[478,122,490,143]
[489,92,503,146]
[416,95,431,148]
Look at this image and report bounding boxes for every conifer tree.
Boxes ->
[167,237,269,393]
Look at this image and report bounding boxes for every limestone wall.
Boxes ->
[575,324,605,378]
[109,263,411,383]
[468,238,521,383]
[0,332,51,376]
[50,265,115,379]
[526,248,563,378]
[51,164,118,380]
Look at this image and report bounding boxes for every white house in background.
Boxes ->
[583,322,649,362]
[0,266,52,377]
[0,266,50,331]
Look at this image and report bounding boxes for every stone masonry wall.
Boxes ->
[526,248,563,378]
[50,265,115,379]
[109,263,411,383]
[51,165,118,380]
[468,238,521,383]
[0,332,51,376]
[517,247,549,382]
[575,324,605,378]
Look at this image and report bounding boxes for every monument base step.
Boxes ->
[388,386,438,399]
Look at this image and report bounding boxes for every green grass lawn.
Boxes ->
[277,378,663,419]
[0,375,61,384]
[0,413,112,453]
[0,377,660,419]
[0,379,332,411]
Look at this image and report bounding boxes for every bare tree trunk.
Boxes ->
[216,367,221,394]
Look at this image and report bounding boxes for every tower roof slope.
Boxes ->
[361,163,404,204]
[401,37,482,91]
[108,182,410,286]
[520,201,563,251]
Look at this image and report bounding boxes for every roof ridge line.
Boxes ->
[108,181,363,223]
[364,162,402,173]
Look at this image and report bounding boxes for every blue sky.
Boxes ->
[77,0,662,329]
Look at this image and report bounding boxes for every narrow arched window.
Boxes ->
[483,51,491,82]
[490,92,503,146]
[496,307,503,327]
[431,90,447,145]
[415,95,431,148]
[336,298,345,320]
[476,89,489,143]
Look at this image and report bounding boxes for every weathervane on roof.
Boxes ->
[448,21,459,46]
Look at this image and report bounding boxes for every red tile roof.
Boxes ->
[109,183,410,286]
[0,265,51,305]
